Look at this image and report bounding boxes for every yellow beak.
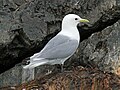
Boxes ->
[80,19,89,23]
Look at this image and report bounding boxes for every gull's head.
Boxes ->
[62,14,89,29]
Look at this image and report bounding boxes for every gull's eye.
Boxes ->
[75,18,78,20]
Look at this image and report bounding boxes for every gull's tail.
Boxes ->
[23,58,49,69]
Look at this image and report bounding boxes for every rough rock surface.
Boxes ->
[1,67,120,90]
[0,0,120,88]
[78,21,120,73]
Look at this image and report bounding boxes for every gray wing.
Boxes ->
[30,34,79,59]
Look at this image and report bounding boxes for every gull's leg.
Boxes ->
[60,60,65,72]
[61,64,64,72]
[22,68,35,83]
[22,68,27,83]
[30,68,35,80]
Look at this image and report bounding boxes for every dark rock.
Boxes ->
[78,21,120,73]
[0,0,120,88]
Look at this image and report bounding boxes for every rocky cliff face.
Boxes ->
[79,21,120,73]
[0,0,120,88]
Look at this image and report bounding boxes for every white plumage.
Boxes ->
[23,14,89,69]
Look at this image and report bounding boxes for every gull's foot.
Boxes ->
[63,70,73,73]
[59,64,72,73]
[54,64,64,73]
